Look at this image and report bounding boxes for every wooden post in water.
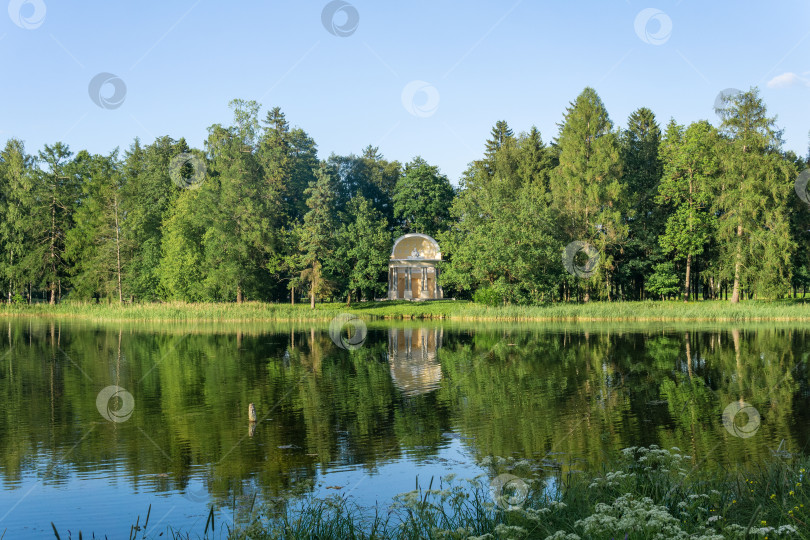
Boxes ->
[248,403,257,437]
[248,403,257,422]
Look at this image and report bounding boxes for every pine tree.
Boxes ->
[28,143,80,303]
[618,108,663,299]
[298,164,340,308]
[259,107,318,222]
[484,120,515,160]
[549,87,626,301]
[0,139,34,301]
[516,126,555,189]
[65,151,128,301]
[716,88,795,301]
[203,100,280,302]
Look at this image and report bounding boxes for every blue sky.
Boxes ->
[1,0,809,184]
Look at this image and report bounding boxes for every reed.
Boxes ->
[4,298,810,323]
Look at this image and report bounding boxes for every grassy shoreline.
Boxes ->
[228,447,809,539]
[2,299,810,323]
[49,446,810,539]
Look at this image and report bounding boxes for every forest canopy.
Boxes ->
[1,87,808,306]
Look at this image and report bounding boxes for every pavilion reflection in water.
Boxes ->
[387,327,443,397]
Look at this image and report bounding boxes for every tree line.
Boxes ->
[0,88,807,305]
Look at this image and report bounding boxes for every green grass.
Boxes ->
[59,446,806,539]
[2,298,810,323]
[225,447,810,539]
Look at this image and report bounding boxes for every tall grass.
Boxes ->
[47,448,810,539]
[224,447,809,539]
[3,298,810,323]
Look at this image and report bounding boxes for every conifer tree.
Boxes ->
[550,87,625,300]
[618,108,663,299]
[716,88,795,301]
[298,164,340,308]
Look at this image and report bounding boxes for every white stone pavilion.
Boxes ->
[387,233,443,300]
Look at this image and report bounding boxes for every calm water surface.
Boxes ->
[0,318,808,538]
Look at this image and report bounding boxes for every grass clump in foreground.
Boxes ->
[3,298,810,322]
[223,446,810,540]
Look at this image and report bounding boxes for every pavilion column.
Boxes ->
[435,267,440,298]
[421,267,427,298]
[404,267,412,300]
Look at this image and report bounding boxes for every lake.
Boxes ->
[0,317,808,538]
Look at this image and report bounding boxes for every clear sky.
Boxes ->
[1,0,809,184]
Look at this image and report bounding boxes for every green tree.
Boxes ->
[158,184,209,301]
[657,120,719,301]
[258,107,318,223]
[484,120,515,161]
[327,149,401,221]
[645,261,681,299]
[338,196,391,302]
[716,88,795,301]
[516,126,556,190]
[28,143,81,303]
[393,157,454,237]
[298,164,341,308]
[441,122,560,303]
[202,100,281,302]
[65,151,127,301]
[618,108,663,299]
[549,87,626,301]
[0,139,34,301]
[121,136,186,301]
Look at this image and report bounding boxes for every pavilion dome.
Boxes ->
[391,233,441,260]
